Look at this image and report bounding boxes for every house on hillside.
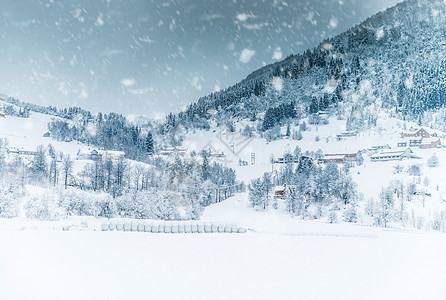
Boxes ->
[336,130,357,141]
[274,185,286,199]
[419,138,441,149]
[160,147,187,157]
[103,150,125,160]
[309,111,329,124]
[401,128,430,138]
[76,149,101,160]
[0,112,5,118]
[90,149,100,160]
[370,148,413,162]
[322,151,362,164]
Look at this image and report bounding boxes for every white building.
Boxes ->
[370,148,413,162]
[102,150,125,160]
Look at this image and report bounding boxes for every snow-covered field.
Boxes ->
[1,194,446,300]
[0,104,82,157]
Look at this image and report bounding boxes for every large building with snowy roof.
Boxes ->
[370,148,413,162]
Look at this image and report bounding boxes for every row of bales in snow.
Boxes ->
[100,221,247,234]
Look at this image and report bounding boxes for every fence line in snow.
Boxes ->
[100,221,247,234]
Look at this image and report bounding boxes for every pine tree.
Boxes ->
[145,132,154,155]
[200,151,210,181]
[248,178,263,208]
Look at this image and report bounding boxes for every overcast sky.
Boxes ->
[0,0,400,118]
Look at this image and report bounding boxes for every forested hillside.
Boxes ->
[166,0,445,133]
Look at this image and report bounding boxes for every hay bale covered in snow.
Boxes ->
[123,223,131,231]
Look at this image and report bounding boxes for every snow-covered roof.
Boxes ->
[105,150,125,155]
[323,155,345,160]
[274,186,285,192]
[371,153,403,159]
[370,148,412,159]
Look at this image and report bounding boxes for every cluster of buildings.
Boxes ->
[368,128,442,162]
[368,128,441,162]
[321,128,442,164]
[397,128,441,149]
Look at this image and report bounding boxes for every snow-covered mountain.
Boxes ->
[171,0,445,131]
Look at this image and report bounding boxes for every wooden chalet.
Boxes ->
[274,185,286,199]
[322,151,362,164]
[401,128,430,138]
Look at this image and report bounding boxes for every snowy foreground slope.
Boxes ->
[1,194,446,300]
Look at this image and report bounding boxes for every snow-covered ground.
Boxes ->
[1,193,446,300]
